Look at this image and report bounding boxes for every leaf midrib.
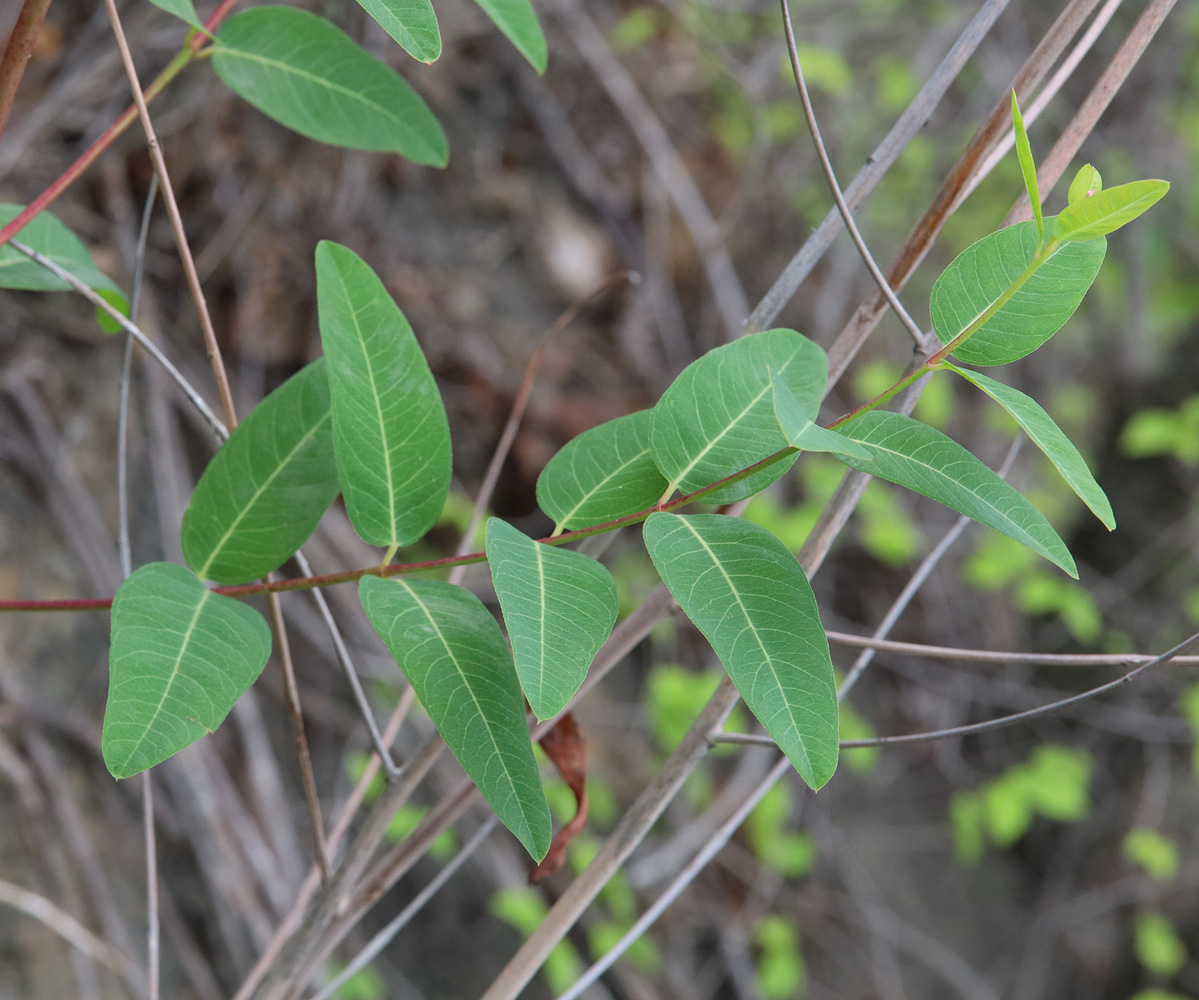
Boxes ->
[558,445,652,528]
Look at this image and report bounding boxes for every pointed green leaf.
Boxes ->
[931,219,1105,366]
[771,372,871,459]
[537,410,667,530]
[486,518,617,719]
[181,359,339,584]
[946,363,1114,530]
[652,329,827,503]
[1010,91,1043,247]
[837,411,1077,576]
[316,241,451,552]
[0,205,129,323]
[212,6,448,165]
[1067,164,1102,205]
[102,563,272,779]
[471,0,547,73]
[147,0,207,33]
[359,576,552,859]
[354,0,441,62]
[1051,179,1169,242]
[643,513,838,789]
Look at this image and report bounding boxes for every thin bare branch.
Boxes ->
[142,773,159,1000]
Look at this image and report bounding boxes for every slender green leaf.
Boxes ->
[537,410,666,530]
[946,363,1114,530]
[359,576,552,859]
[486,518,617,719]
[471,0,547,73]
[771,372,871,459]
[643,513,839,789]
[1010,91,1042,247]
[1067,164,1102,205]
[316,241,451,552]
[837,411,1077,576]
[354,0,441,62]
[212,6,448,165]
[147,0,207,33]
[181,359,340,584]
[931,219,1105,366]
[102,562,272,779]
[652,329,827,503]
[1051,179,1169,242]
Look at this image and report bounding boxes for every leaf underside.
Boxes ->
[354,0,441,62]
[359,576,552,859]
[771,372,871,459]
[643,513,839,789]
[470,0,548,72]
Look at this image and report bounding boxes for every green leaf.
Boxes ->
[471,0,547,73]
[0,205,128,321]
[931,219,1105,366]
[147,0,207,33]
[316,241,452,552]
[212,6,448,166]
[359,576,551,859]
[354,0,441,62]
[1123,828,1179,882]
[102,562,272,778]
[771,371,871,459]
[537,410,667,531]
[642,513,839,789]
[181,359,340,584]
[1052,179,1169,242]
[1067,164,1102,205]
[946,364,1114,530]
[652,329,827,503]
[836,411,1077,577]
[1011,91,1042,247]
[485,518,617,720]
[1134,913,1186,979]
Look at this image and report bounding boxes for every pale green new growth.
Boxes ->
[1067,164,1102,205]
[212,6,448,165]
[102,563,272,779]
[359,576,552,859]
[1052,179,1170,242]
[354,0,442,63]
[1010,91,1043,248]
[644,513,839,789]
[486,518,617,720]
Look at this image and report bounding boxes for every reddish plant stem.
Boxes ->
[0,0,241,249]
[0,0,53,142]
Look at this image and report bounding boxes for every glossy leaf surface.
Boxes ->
[359,576,551,859]
[212,6,448,165]
[946,364,1114,530]
[537,410,667,530]
[644,513,838,789]
[181,359,339,584]
[838,411,1077,576]
[652,329,827,503]
[486,518,617,720]
[316,241,451,551]
[771,372,871,459]
[471,0,547,72]
[355,0,441,62]
[103,563,272,779]
[931,219,1105,366]
[1011,92,1043,246]
[1067,164,1102,204]
[1051,180,1169,242]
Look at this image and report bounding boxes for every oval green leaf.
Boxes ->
[212,6,448,165]
[355,0,441,63]
[1067,164,1102,205]
[102,562,272,779]
[181,359,340,584]
[946,363,1114,530]
[1051,179,1169,242]
[837,411,1077,577]
[359,576,552,859]
[643,513,839,789]
[771,371,871,459]
[316,241,452,552]
[537,410,667,530]
[486,518,617,720]
[652,329,827,503]
[931,219,1105,366]
[471,0,547,73]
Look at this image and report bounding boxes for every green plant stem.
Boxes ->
[825,365,937,430]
